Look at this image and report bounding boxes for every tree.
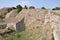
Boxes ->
[41,7,46,9]
[56,7,60,10]
[7,8,12,12]
[52,7,60,10]
[16,5,23,12]
[12,7,16,9]
[29,6,35,9]
[24,5,28,9]
[52,8,56,10]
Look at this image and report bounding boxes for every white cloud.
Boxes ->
[19,0,31,7]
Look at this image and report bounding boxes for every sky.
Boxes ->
[0,0,60,9]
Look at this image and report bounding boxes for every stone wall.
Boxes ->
[23,9,52,40]
[16,18,25,31]
[24,9,48,32]
[5,9,56,40]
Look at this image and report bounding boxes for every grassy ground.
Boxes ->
[0,28,54,40]
[0,19,4,24]
[0,28,41,40]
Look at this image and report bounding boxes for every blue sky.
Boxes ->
[0,0,60,9]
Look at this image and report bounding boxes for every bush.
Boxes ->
[24,5,28,9]
[16,5,23,12]
[29,6,35,9]
[41,7,46,9]
[52,7,60,10]
[7,8,12,12]
[0,19,4,24]
[12,7,16,9]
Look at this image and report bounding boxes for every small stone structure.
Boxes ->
[5,9,49,31]
[4,9,60,40]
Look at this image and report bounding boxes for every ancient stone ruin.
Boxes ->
[4,9,60,40]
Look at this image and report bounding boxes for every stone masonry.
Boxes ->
[5,9,60,40]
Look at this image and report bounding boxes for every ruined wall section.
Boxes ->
[24,9,48,32]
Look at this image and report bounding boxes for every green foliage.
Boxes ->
[24,5,28,9]
[32,29,41,35]
[29,6,35,9]
[52,7,60,10]
[4,31,29,40]
[19,31,29,40]
[1,12,7,16]
[41,7,46,9]
[28,29,40,40]
[7,8,12,12]
[0,19,4,24]
[16,5,22,9]
[42,37,46,40]
[0,28,41,40]
[0,12,7,19]
[16,9,20,13]
[52,34,54,40]
[12,7,16,9]
[16,5,23,12]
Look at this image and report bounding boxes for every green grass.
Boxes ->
[29,28,41,40]
[1,31,29,40]
[0,19,4,24]
[32,28,41,35]
[0,28,52,40]
[42,37,46,40]
[52,34,54,40]
[0,28,41,40]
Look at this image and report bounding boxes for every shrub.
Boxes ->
[24,5,28,9]
[52,7,60,10]
[41,7,46,9]
[29,6,35,9]
[7,8,12,12]
[16,5,23,13]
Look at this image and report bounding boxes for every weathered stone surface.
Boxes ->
[0,23,7,29]
[50,11,60,40]
[4,9,60,40]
